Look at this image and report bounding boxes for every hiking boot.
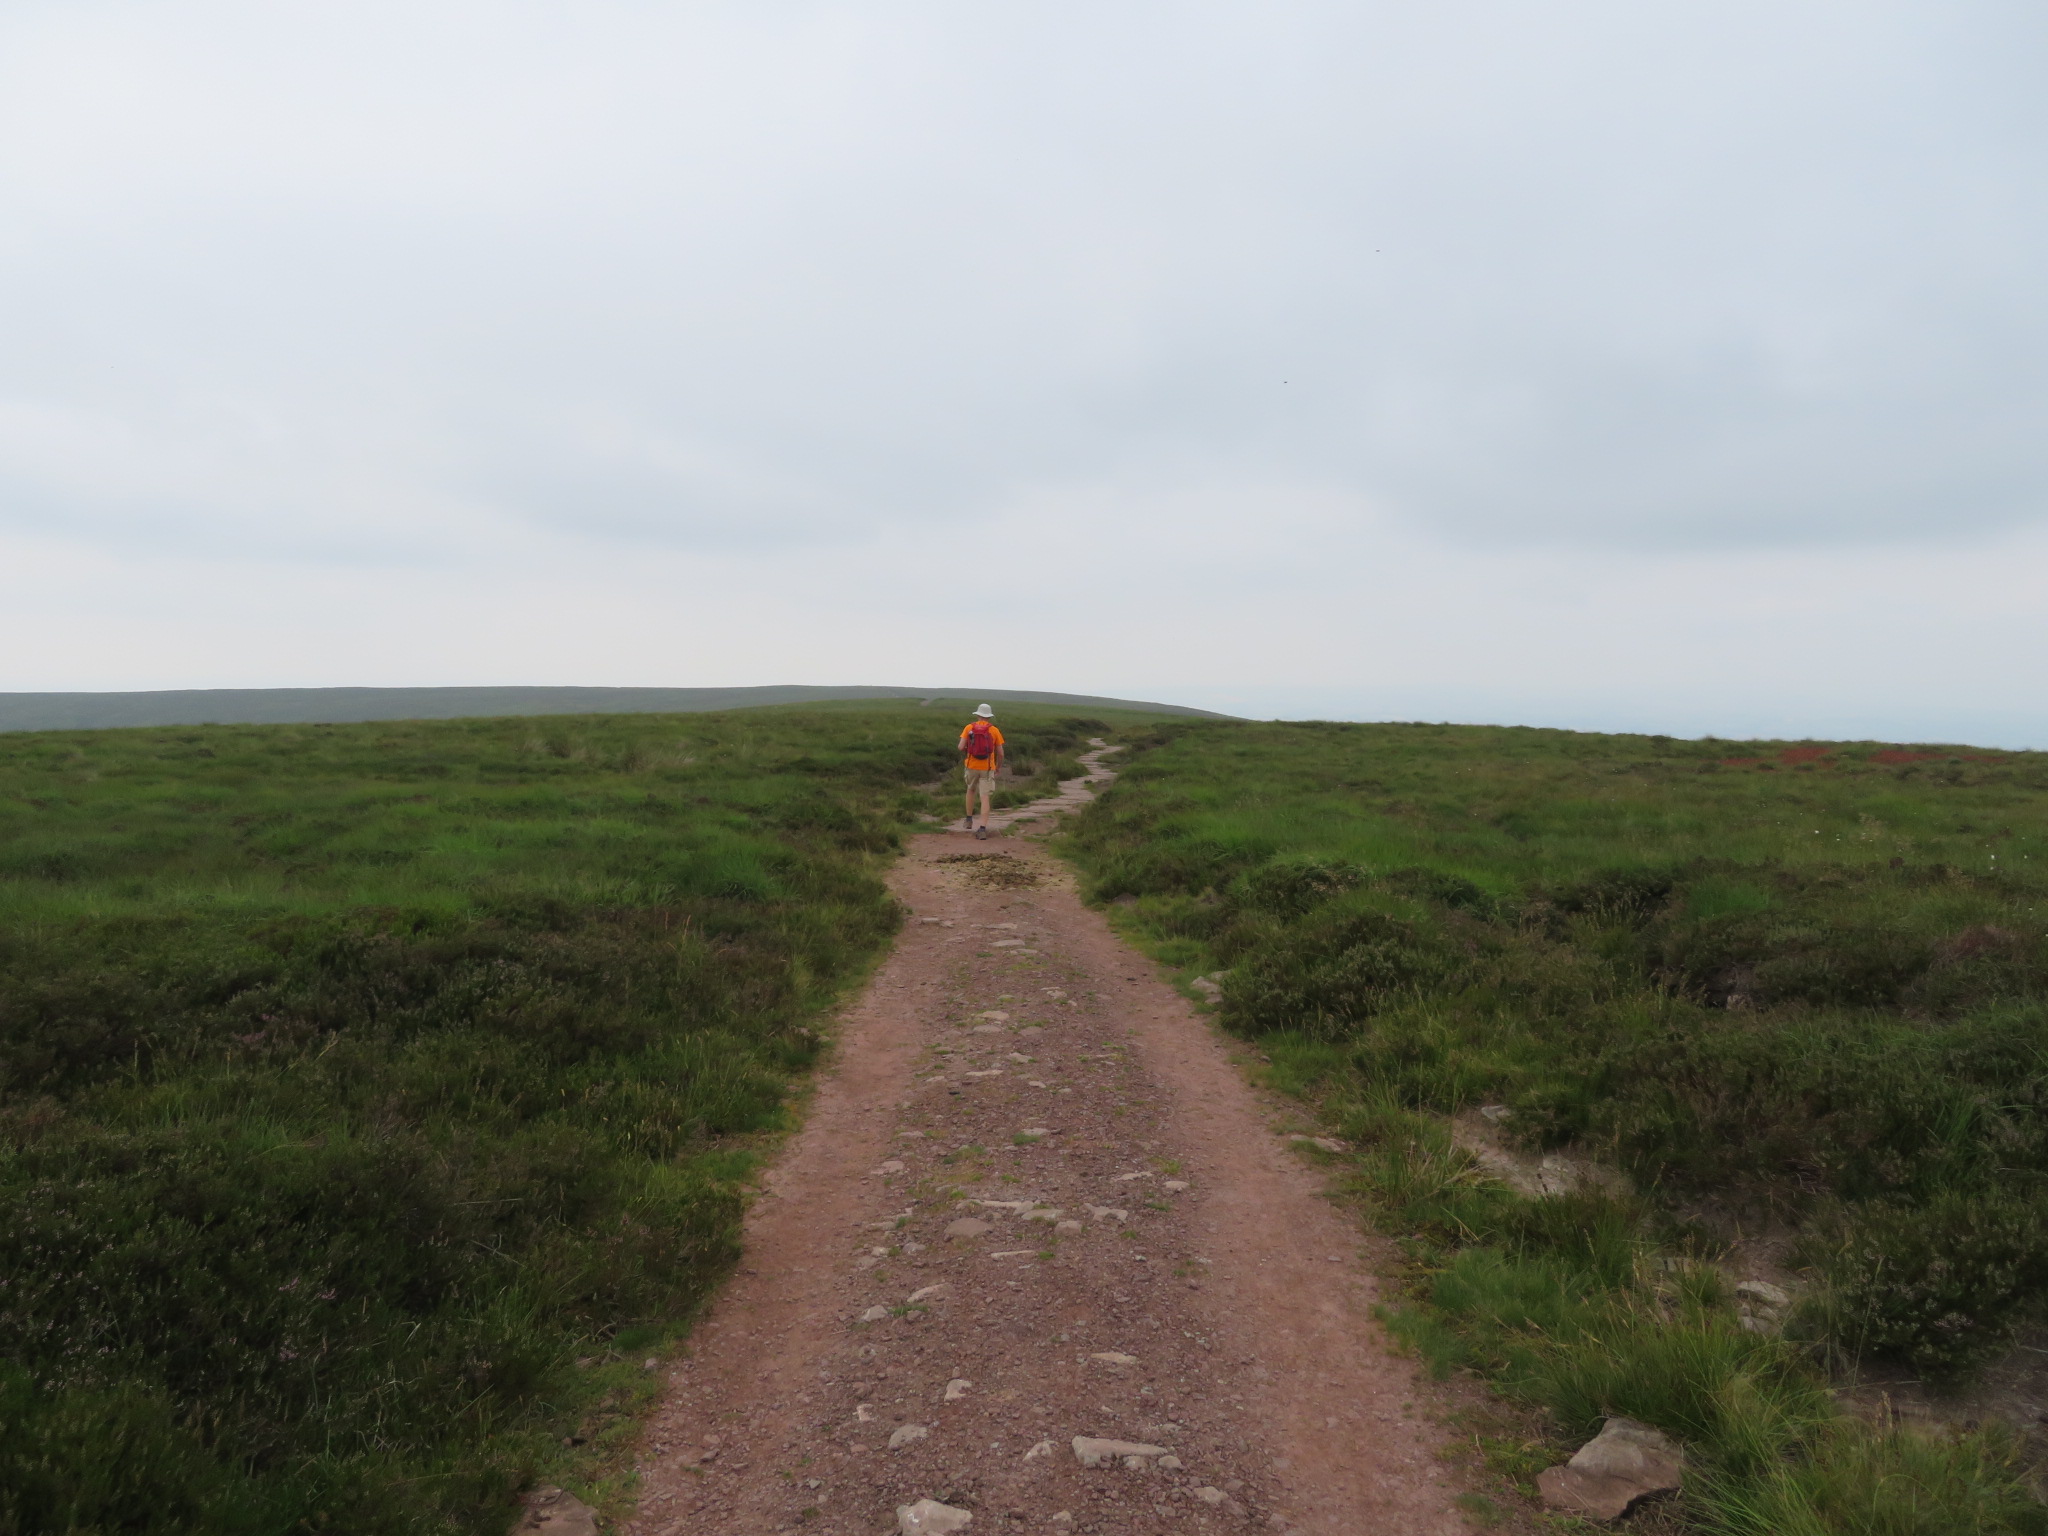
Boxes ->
[963,814,974,829]
[974,825,989,840]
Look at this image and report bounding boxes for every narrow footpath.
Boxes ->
[622,747,1474,1536]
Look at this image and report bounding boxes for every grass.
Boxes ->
[1064,720,2048,1533]
[0,700,1147,1535]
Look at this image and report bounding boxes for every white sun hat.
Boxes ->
[973,703,994,717]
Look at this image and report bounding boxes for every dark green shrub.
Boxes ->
[1223,909,1453,1039]
[1231,857,1366,917]
[1554,866,1680,922]
[1382,865,1502,919]
[1807,1189,2048,1380]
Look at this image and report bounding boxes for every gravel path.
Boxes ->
[621,751,1473,1536]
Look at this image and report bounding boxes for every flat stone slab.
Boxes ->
[898,1497,972,1533]
[1537,1417,1684,1521]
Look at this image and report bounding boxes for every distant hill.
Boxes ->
[0,685,1229,733]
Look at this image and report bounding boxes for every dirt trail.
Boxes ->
[623,747,1472,1535]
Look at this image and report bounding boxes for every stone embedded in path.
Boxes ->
[1089,1352,1139,1366]
[1536,1417,1684,1521]
[1071,1436,1171,1469]
[943,1377,971,1401]
[907,1283,951,1303]
[1087,1205,1128,1222]
[889,1424,931,1450]
[1195,1487,1227,1505]
[944,1217,992,1239]
[1163,1179,1190,1192]
[859,1306,891,1323]
[875,1160,906,1174]
[1287,1134,1351,1154]
[1023,1439,1055,1461]
[898,1499,973,1535]
[509,1486,598,1536]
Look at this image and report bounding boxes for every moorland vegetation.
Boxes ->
[0,702,1113,1534]
[1066,720,2048,1534]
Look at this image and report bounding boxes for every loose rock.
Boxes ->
[509,1487,598,1536]
[898,1497,973,1534]
[1537,1417,1684,1521]
[889,1424,931,1450]
[1072,1436,1170,1468]
[1737,1279,1793,1311]
[944,1217,993,1239]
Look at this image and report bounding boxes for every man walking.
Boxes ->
[959,703,1005,838]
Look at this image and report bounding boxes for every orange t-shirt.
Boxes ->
[959,722,1005,770]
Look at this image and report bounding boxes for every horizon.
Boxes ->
[0,680,2039,751]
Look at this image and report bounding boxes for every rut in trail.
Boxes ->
[622,751,1474,1536]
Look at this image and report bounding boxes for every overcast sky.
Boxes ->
[3,1,2045,742]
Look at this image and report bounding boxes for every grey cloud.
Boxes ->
[0,0,2043,562]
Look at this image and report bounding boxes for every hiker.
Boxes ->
[958,703,1006,837]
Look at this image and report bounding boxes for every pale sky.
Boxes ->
[4,2,2045,743]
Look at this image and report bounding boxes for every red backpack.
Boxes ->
[965,721,994,760]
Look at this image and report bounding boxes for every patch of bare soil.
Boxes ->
[619,791,1481,1533]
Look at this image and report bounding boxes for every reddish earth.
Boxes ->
[620,752,1476,1536]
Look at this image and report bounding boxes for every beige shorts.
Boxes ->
[964,766,997,786]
